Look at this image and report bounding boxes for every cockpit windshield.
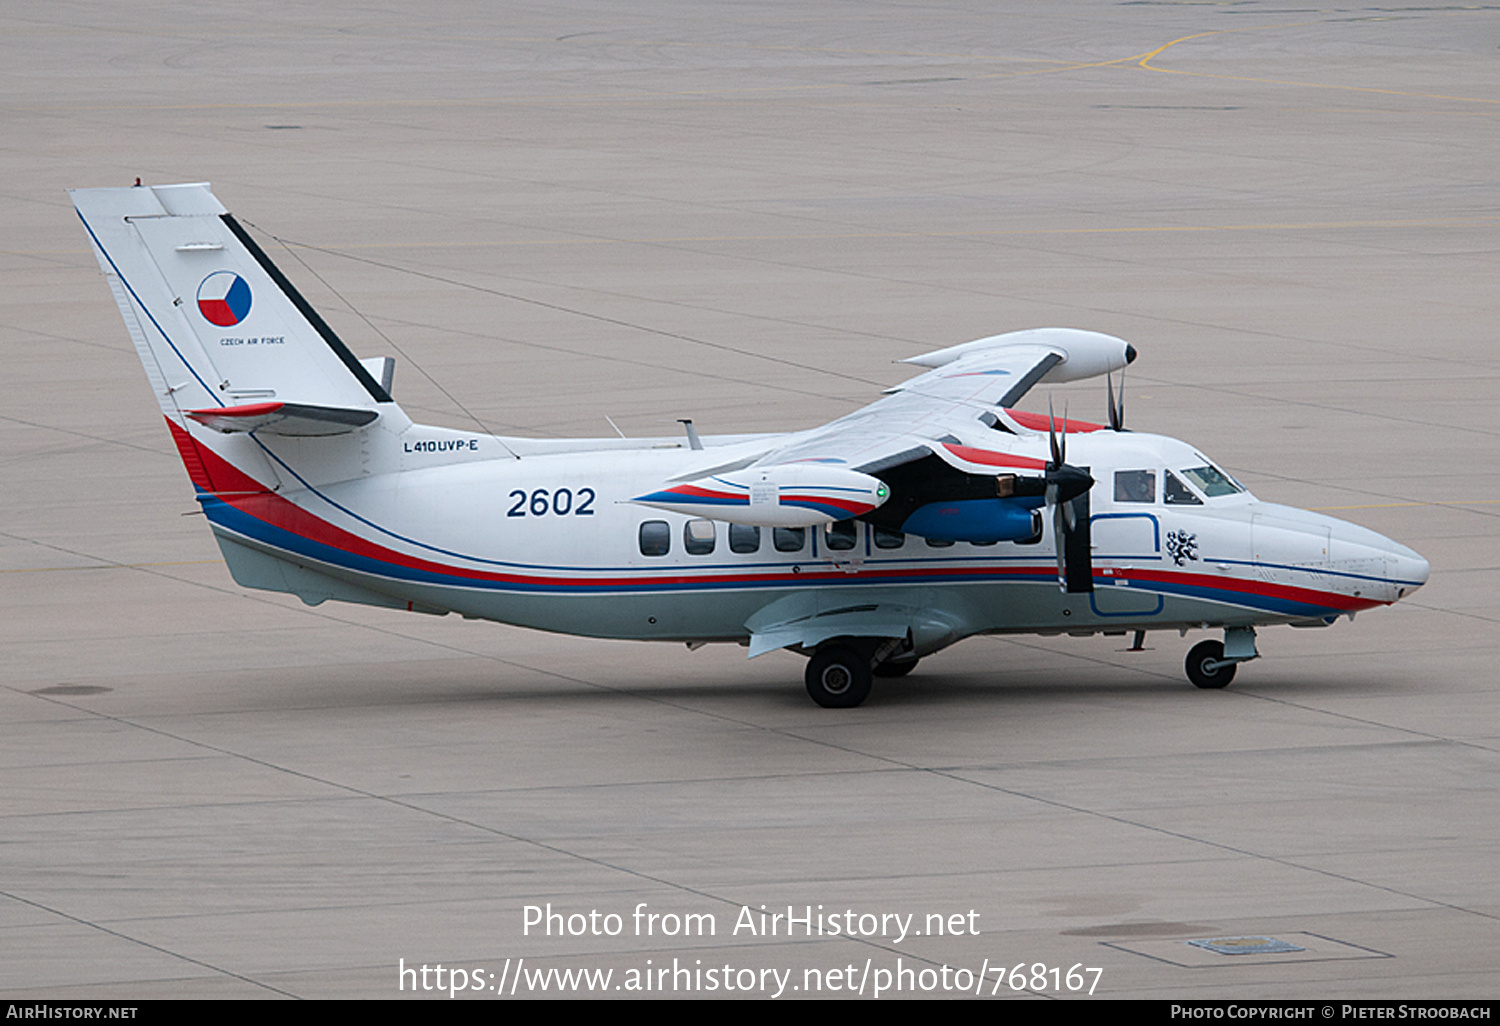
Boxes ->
[1180,464,1243,497]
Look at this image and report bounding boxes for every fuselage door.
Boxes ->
[1090,512,1163,616]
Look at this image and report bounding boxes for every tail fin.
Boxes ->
[71,182,401,492]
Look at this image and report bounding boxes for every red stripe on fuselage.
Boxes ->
[1118,565,1379,613]
[166,416,1380,610]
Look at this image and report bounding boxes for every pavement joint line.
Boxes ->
[7,684,967,976]
[366,309,874,408]
[249,222,892,393]
[14,559,1495,962]
[27,546,1469,968]
[3,545,982,968]
[0,886,298,998]
[271,221,927,351]
[23,214,1500,259]
[221,180,1500,377]
[235,227,1500,434]
[1,560,218,574]
[0,413,174,457]
[1401,601,1500,627]
[1233,689,1500,757]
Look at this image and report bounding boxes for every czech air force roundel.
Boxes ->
[197,271,252,327]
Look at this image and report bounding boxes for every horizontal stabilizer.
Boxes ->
[186,401,379,436]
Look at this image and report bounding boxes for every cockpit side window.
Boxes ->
[1164,470,1203,505]
[1181,464,1243,497]
[1114,469,1156,503]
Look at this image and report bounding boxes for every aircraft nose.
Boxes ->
[1317,511,1428,603]
[1388,541,1429,595]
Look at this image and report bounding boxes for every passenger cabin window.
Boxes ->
[639,520,671,556]
[873,526,904,549]
[1164,471,1203,505]
[824,520,858,551]
[773,527,806,553]
[1114,469,1157,503]
[729,524,761,554]
[684,519,716,555]
[1181,464,1243,497]
[926,537,955,549]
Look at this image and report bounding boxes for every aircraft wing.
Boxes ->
[628,328,1134,528]
[753,328,1134,473]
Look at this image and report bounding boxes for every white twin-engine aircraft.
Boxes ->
[72,183,1429,707]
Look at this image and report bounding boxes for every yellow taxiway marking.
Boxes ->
[1138,20,1500,107]
[1312,500,1500,512]
[26,15,1500,114]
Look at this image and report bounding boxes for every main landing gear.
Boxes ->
[805,644,873,708]
[804,637,917,707]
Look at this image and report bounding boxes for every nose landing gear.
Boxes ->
[1185,626,1259,689]
[1186,640,1235,688]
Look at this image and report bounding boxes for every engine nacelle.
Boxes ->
[901,498,1042,544]
[631,464,890,527]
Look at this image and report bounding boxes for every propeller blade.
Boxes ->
[1052,500,1067,588]
[1060,493,1094,593]
[1047,397,1061,467]
[1107,374,1120,432]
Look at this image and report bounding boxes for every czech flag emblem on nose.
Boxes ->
[197,271,252,327]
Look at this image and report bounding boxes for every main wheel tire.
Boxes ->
[1186,639,1236,689]
[805,645,874,708]
[873,656,919,678]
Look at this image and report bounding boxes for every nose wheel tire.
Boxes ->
[1186,639,1236,689]
[805,645,874,708]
